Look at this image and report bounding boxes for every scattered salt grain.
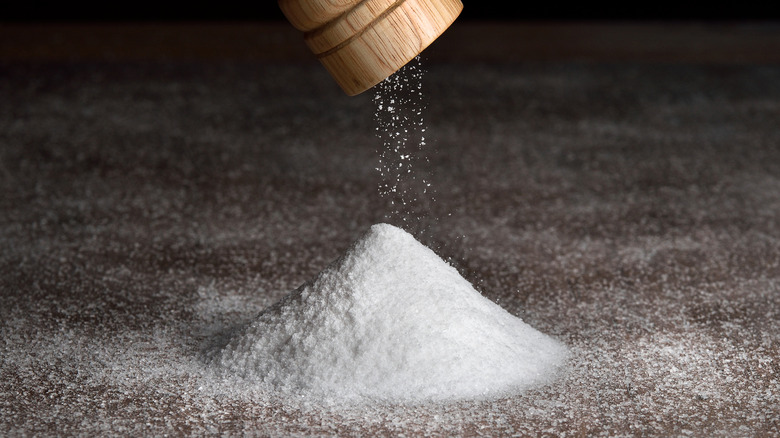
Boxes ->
[214,223,569,403]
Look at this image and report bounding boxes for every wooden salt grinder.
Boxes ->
[279,0,463,96]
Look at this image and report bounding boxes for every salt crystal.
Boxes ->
[214,224,568,403]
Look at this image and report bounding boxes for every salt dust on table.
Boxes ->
[214,224,568,403]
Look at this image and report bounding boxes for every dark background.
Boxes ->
[2,2,778,22]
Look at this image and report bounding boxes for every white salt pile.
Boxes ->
[214,223,568,403]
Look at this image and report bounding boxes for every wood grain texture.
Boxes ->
[304,0,398,54]
[279,0,359,31]
[281,0,463,95]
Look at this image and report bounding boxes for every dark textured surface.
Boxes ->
[2,30,780,436]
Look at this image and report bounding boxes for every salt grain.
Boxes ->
[214,223,569,403]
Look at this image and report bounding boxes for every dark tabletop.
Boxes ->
[1,21,779,436]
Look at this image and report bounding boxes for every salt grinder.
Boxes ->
[279,0,463,96]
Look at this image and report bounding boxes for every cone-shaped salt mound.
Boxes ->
[215,224,568,402]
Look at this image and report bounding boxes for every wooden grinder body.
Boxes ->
[279,0,463,95]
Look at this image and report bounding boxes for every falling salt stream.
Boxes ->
[373,56,436,238]
[214,57,569,404]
